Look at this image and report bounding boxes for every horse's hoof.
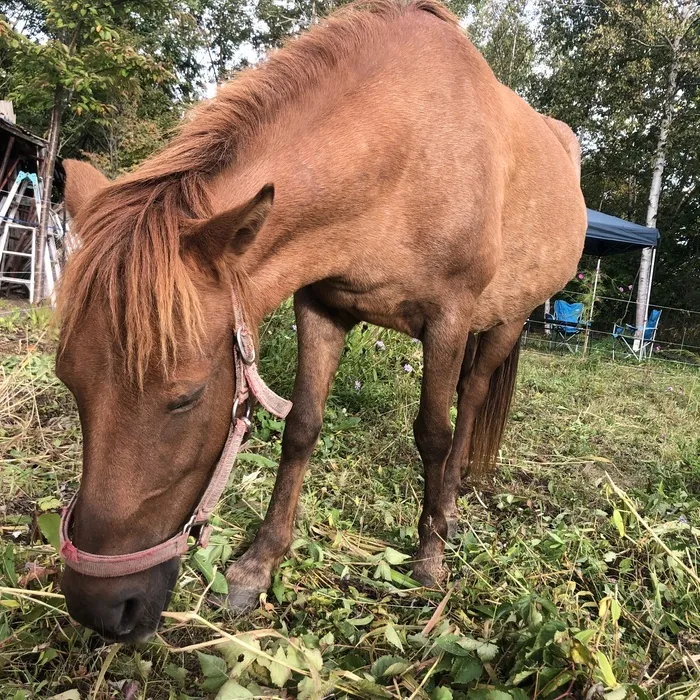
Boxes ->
[412,561,447,588]
[226,585,263,614]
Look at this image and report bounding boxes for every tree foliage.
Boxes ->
[535,0,700,317]
[1,0,698,317]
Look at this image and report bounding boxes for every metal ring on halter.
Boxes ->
[232,397,252,427]
[182,513,197,536]
[236,327,256,365]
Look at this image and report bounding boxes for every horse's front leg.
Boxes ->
[412,313,470,587]
[226,288,354,612]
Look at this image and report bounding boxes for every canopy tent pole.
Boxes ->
[582,257,601,356]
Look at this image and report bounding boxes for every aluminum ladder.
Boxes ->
[0,171,62,303]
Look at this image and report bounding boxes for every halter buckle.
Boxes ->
[236,327,256,365]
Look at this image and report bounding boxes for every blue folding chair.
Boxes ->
[545,300,588,353]
[613,308,661,360]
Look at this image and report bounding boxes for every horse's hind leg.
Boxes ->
[412,314,471,587]
[442,318,525,538]
[225,288,355,612]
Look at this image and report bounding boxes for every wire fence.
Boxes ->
[522,317,700,369]
[532,290,700,354]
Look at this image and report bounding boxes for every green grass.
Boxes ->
[1,303,699,700]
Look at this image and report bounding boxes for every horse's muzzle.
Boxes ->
[61,558,179,643]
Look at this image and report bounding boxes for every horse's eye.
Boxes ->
[168,385,206,413]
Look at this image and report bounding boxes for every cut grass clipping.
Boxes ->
[1,302,699,699]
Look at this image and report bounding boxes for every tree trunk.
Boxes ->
[634,34,681,341]
[35,86,64,303]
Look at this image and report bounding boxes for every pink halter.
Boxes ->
[59,294,292,578]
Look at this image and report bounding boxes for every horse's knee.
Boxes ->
[413,413,452,462]
[282,409,323,460]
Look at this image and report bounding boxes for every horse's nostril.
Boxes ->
[116,597,142,636]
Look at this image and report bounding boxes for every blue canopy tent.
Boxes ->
[578,209,660,356]
[539,209,660,355]
[585,208,660,256]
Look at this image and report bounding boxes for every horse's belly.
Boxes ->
[312,278,430,338]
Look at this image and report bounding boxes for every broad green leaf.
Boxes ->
[303,647,324,672]
[198,650,228,679]
[348,614,374,627]
[211,571,229,595]
[510,670,535,685]
[629,685,651,700]
[610,599,621,624]
[467,690,513,699]
[596,650,618,688]
[371,655,409,678]
[540,670,575,697]
[474,641,498,662]
[269,646,292,688]
[384,547,410,565]
[374,560,392,581]
[509,690,529,700]
[334,417,361,430]
[37,513,61,551]
[215,680,254,699]
[164,663,187,687]
[39,647,59,665]
[605,688,627,700]
[457,636,499,662]
[136,655,152,679]
[384,623,404,652]
[451,655,482,684]
[272,573,287,603]
[435,634,475,657]
[611,509,625,537]
[432,688,453,700]
[571,639,594,665]
[574,629,596,645]
[37,496,61,511]
[236,453,276,468]
[193,548,215,576]
[220,634,262,675]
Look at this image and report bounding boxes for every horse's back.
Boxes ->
[361,8,587,324]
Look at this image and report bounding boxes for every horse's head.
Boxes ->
[56,161,274,642]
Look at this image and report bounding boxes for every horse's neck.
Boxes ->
[241,212,343,324]
[210,131,367,325]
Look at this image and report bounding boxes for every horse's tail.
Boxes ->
[469,337,521,477]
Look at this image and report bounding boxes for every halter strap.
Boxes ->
[59,291,292,578]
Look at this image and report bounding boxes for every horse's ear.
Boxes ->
[63,160,110,218]
[182,184,274,263]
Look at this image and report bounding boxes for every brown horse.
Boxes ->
[56,0,586,641]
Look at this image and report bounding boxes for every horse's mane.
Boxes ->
[57,0,458,385]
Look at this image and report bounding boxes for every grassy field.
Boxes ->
[1,302,699,700]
